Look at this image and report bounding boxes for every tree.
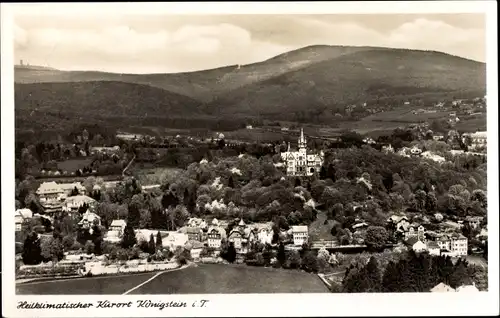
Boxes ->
[121,223,137,249]
[70,186,79,196]
[286,250,302,269]
[156,231,163,250]
[22,232,42,265]
[364,226,388,251]
[41,237,64,263]
[148,233,156,255]
[222,242,237,263]
[277,242,286,266]
[228,176,235,188]
[364,256,382,292]
[301,251,319,273]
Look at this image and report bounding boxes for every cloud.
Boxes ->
[13,15,485,73]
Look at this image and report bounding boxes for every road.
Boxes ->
[16,263,329,295]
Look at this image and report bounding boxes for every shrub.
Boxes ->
[84,240,95,254]
[62,235,75,250]
[71,241,83,252]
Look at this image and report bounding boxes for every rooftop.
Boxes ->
[291,225,308,233]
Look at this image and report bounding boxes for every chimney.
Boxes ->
[20,59,23,66]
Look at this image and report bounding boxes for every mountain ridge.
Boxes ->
[15,45,486,123]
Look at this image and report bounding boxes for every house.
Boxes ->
[404,225,426,241]
[109,219,126,234]
[228,229,245,253]
[15,208,33,231]
[427,241,441,256]
[180,227,203,241]
[449,233,468,256]
[388,215,410,232]
[435,233,468,257]
[59,182,87,196]
[437,235,451,251]
[207,225,226,249]
[78,211,101,230]
[257,228,274,245]
[36,182,66,213]
[405,237,427,253]
[187,241,205,260]
[64,195,97,213]
[246,125,253,130]
[187,217,208,230]
[381,144,394,153]
[291,225,308,246]
[462,131,487,150]
[465,216,483,229]
[430,283,455,293]
[163,232,189,249]
[280,128,324,177]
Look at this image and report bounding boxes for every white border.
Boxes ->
[2,2,498,317]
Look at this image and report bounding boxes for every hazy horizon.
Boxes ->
[15,12,486,74]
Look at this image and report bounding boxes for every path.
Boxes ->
[122,263,193,295]
[122,154,136,176]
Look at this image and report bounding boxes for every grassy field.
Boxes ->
[56,158,93,172]
[130,164,183,185]
[16,264,329,294]
[16,271,159,295]
[130,264,329,294]
[308,211,336,242]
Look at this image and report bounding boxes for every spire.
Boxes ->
[298,127,306,150]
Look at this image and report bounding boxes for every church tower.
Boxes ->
[298,128,307,154]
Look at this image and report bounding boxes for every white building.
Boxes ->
[163,232,189,249]
[462,131,487,150]
[15,208,33,231]
[109,219,126,234]
[280,128,324,177]
[36,182,66,213]
[78,211,102,230]
[427,241,441,256]
[59,182,87,196]
[64,195,97,213]
[207,219,226,249]
[412,240,427,253]
[257,228,274,245]
[291,225,308,246]
[436,234,468,257]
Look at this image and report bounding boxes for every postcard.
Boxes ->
[1,1,498,317]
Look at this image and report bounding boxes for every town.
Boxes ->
[15,95,488,294]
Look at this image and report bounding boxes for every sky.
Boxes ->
[14,12,486,74]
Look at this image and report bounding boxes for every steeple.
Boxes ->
[298,127,306,150]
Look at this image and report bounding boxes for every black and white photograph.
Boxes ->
[1,1,498,317]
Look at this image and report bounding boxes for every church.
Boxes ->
[280,128,324,177]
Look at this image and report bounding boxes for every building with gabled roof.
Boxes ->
[280,128,324,177]
[15,208,33,231]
